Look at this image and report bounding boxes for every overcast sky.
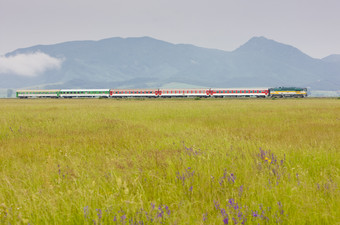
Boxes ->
[0,0,339,58]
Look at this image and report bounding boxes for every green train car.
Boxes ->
[16,90,60,98]
[268,87,307,98]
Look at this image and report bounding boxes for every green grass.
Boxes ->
[0,98,339,224]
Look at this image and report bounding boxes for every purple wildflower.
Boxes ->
[223,217,229,224]
[121,214,126,222]
[203,213,207,222]
[83,206,89,218]
[214,200,220,210]
[228,198,235,207]
[165,205,170,216]
[157,205,164,218]
[278,201,284,215]
[96,209,102,221]
[220,208,226,216]
[239,185,244,198]
[253,211,259,217]
[238,211,243,220]
[228,173,236,183]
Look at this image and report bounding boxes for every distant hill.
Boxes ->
[1,36,340,93]
[322,54,340,63]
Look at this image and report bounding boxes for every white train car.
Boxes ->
[60,89,110,98]
[212,88,269,97]
[110,89,159,97]
[160,89,208,97]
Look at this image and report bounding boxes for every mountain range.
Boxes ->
[1,36,340,93]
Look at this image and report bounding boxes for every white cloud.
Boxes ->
[0,52,63,76]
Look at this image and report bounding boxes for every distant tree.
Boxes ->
[7,89,13,98]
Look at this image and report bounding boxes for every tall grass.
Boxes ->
[0,98,339,224]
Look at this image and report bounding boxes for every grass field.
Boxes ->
[0,98,339,224]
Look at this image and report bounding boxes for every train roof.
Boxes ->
[16,89,60,92]
[212,87,269,90]
[60,89,109,91]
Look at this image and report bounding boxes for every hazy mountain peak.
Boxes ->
[234,36,279,51]
[233,36,313,62]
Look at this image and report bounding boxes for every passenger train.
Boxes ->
[16,87,307,98]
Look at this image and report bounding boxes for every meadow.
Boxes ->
[0,98,339,224]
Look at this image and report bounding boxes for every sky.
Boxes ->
[0,0,340,59]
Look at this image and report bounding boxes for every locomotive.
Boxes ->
[16,87,307,98]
